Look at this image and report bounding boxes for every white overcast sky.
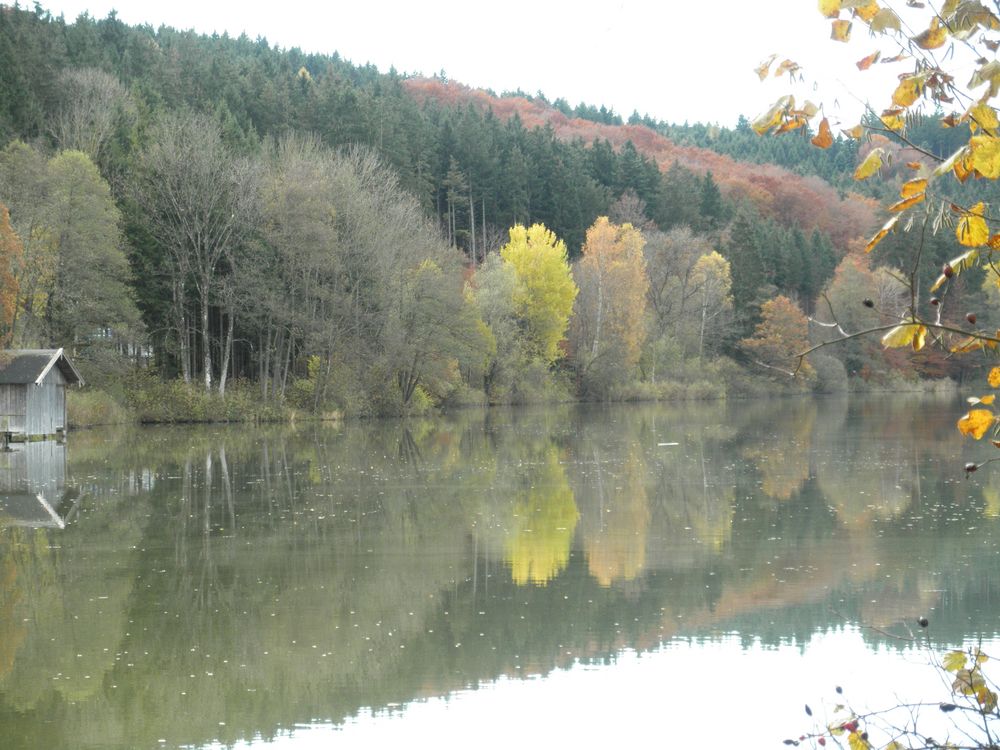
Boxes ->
[33,0,914,127]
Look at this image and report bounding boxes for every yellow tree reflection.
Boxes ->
[741,401,816,501]
[582,451,650,587]
[504,447,579,586]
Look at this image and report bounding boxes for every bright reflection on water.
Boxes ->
[1,395,999,748]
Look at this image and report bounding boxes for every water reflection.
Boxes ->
[0,396,996,748]
[0,441,75,529]
[503,444,578,586]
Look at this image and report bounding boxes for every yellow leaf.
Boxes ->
[953,337,991,353]
[882,323,920,348]
[870,8,901,32]
[812,117,834,148]
[957,203,990,247]
[988,365,1000,387]
[752,95,793,135]
[832,18,853,41]
[856,51,881,70]
[888,193,924,211]
[936,145,972,179]
[881,111,905,131]
[956,156,976,182]
[970,61,1000,97]
[914,17,948,49]
[854,147,884,180]
[968,103,1000,134]
[843,123,864,139]
[950,3,1000,34]
[892,76,923,107]
[774,59,801,77]
[954,667,985,694]
[958,409,996,439]
[968,395,997,405]
[865,214,899,252]
[853,0,879,22]
[776,115,808,134]
[941,648,968,672]
[799,100,820,118]
[912,324,927,351]
[755,54,777,81]
[969,135,1000,178]
[819,0,841,17]
[901,178,927,197]
[848,730,871,750]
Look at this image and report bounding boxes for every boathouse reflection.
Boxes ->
[0,441,76,529]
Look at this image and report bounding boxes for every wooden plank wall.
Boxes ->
[0,384,26,433]
[25,369,67,435]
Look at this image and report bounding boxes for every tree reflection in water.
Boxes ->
[0,397,995,748]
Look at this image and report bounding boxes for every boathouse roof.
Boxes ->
[0,349,84,386]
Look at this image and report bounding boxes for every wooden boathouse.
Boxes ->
[0,349,84,440]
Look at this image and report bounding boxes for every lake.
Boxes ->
[1,395,999,748]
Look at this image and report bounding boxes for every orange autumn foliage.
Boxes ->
[0,204,22,346]
[740,295,815,379]
[403,78,878,251]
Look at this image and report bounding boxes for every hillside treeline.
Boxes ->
[0,4,986,417]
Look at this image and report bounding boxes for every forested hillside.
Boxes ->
[0,4,981,418]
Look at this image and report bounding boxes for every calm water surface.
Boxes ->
[2,396,999,748]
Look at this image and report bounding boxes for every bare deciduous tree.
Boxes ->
[132,110,259,389]
[50,68,134,165]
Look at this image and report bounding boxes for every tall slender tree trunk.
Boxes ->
[271,326,284,399]
[260,329,270,399]
[219,309,234,397]
[280,334,293,398]
[174,279,191,383]
[469,187,476,268]
[698,298,708,361]
[201,292,212,391]
[591,259,604,360]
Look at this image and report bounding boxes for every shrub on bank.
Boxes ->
[608,378,727,402]
[67,388,131,428]
[126,375,286,423]
[848,372,957,395]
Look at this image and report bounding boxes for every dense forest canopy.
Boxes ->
[0,3,983,415]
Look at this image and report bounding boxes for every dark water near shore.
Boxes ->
[1,395,999,748]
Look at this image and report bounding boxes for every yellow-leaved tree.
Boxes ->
[690,250,733,360]
[499,223,578,364]
[757,1,1000,466]
[569,216,649,395]
[739,295,815,381]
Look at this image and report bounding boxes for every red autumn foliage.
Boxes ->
[404,78,879,251]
